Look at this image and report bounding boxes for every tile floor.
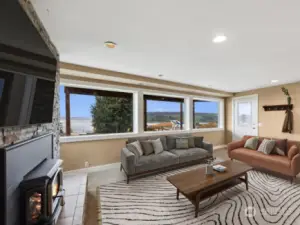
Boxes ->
[57,171,88,225]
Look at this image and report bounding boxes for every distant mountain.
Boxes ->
[147,112,218,123]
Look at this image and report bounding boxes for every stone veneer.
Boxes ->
[0,0,60,158]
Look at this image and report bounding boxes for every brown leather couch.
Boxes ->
[228,135,300,182]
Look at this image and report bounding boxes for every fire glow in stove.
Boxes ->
[20,159,64,225]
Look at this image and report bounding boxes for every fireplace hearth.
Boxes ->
[20,159,64,225]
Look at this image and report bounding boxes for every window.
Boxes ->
[144,95,184,131]
[60,85,133,136]
[193,100,219,129]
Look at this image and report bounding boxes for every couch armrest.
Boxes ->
[202,142,213,155]
[291,154,300,176]
[227,140,245,157]
[228,140,245,151]
[288,145,299,160]
[121,148,136,175]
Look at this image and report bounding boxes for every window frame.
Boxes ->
[192,98,223,130]
[63,86,134,136]
[59,80,225,143]
[143,94,184,132]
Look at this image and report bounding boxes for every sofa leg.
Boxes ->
[127,176,130,184]
[291,176,296,184]
[120,164,123,171]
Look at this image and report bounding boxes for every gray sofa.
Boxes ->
[120,134,213,183]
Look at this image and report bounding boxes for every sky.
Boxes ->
[60,86,218,118]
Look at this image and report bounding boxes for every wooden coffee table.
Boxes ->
[167,160,252,218]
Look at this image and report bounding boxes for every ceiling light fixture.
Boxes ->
[271,80,279,83]
[104,41,117,49]
[213,34,227,43]
[158,74,163,78]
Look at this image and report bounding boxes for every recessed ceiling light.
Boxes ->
[213,35,227,43]
[104,41,117,49]
[271,80,279,83]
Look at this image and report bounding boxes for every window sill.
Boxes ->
[60,128,224,143]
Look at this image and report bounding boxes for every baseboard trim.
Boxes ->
[64,162,120,175]
[64,145,227,174]
[214,145,227,150]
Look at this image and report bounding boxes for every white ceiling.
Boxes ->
[32,0,300,92]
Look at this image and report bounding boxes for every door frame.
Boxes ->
[232,94,259,141]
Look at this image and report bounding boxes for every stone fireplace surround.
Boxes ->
[0,0,60,159]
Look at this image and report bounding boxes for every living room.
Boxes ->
[1,0,300,225]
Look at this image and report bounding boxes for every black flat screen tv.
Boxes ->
[0,0,58,128]
[0,69,55,127]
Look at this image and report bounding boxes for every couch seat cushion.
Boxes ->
[135,151,178,173]
[170,148,209,163]
[231,148,291,175]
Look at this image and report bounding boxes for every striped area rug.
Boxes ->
[98,165,300,225]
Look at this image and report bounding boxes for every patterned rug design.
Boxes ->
[98,165,300,225]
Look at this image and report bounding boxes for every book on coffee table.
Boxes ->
[213,164,227,172]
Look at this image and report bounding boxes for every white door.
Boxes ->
[232,95,258,140]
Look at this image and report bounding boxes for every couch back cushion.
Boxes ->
[128,133,192,151]
[128,135,168,151]
[242,135,300,156]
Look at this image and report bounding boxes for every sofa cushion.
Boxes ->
[257,139,276,155]
[244,137,259,150]
[152,138,164,154]
[128,136,168,151]
[140,141,154,156]
[176,138,189,149]
[166,134,191,150]
[194,136,204,148]
[126,141,143,157]
[135,151,178,173]
[170,148,210,163]
[230,148,292,176]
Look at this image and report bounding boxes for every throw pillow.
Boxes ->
[188,137,195,148]
[158,136,168,151]
[152,138,164,154]
[126,141,143,157]
[166,136,177,150]
[176,138,189,149]
[128,141,143,156]
[273,147,285,156]
[244,137,259,150]
[194,136,204,148]
[140,141,154,156]
[257,139,276,155]
[271,139,287,156]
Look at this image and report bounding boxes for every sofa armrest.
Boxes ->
[228,140,245,151]
[202,142,213,155]
[227,140,245,158]
[121,148,136,175]
[291,153,300,176]
[288,145,299,160]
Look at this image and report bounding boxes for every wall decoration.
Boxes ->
[281,87,293,133]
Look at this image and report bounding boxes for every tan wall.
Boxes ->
[61,131,225,171]
[226,82,300,143]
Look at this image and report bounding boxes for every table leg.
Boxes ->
[195,193,200,218]
[176,189,179,200]
[245,173,248,191]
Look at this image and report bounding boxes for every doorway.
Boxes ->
[232,95,258,140]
